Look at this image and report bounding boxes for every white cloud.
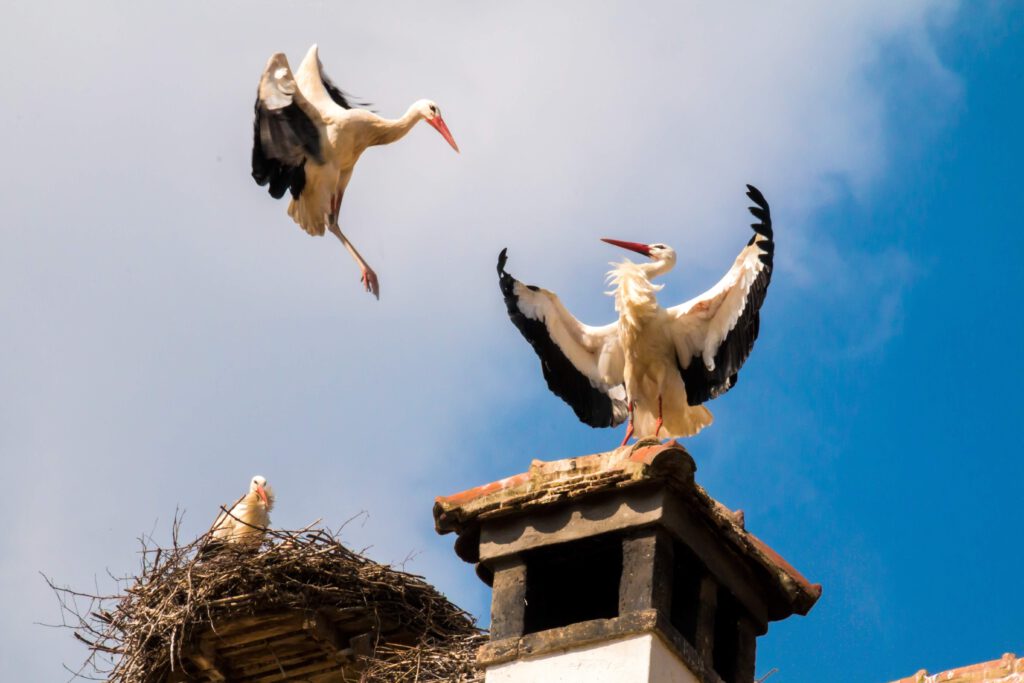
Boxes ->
[0,1,964,678]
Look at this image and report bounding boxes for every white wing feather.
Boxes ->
[668,239,768,371]
[511,281,624,386]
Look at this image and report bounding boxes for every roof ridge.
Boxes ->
[887,652,1023,683]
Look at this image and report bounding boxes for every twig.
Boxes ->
[48,513,482,682]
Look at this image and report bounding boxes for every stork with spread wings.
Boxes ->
[498,185,774,443]
[252,44,459,299]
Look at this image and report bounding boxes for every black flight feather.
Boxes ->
[678,185,774,405]
[320,72,373,111]
[498,249,627,428]
[251,95,321,200]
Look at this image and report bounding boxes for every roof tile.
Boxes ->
[433,440,821,616]
[887,653,1023,682]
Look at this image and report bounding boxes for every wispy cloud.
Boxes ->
[0,1,965,678]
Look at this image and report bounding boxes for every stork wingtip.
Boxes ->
[745,184,766,205]
[743,185,773,241]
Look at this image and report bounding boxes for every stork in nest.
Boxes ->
[208,475,275,550]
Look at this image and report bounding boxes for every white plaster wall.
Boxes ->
[647,634,701,683]
[484,633,699,683]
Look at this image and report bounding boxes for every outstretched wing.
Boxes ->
[667,185,775,405]
[295,45,373,113]
[320,71,372,111]
[498,249,628,428]
[251,53,323,200]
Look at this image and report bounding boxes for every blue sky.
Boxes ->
[1,2,1021,681]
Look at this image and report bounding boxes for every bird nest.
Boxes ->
[49,517,483,682]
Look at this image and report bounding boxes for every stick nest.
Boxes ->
[48,517,483,682]
[358,633,488,682]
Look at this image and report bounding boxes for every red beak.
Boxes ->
[427,114,460,153]
[601,238,652,257]
[256,485,269,506]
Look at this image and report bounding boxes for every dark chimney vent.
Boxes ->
[434,442,821,683]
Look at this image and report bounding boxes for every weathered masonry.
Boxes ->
[434,441,822,683]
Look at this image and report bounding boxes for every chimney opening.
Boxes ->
[669,539,705,646]
[713,585,741,683]
[522,533,622,634]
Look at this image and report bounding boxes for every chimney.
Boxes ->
[433,441,821,683]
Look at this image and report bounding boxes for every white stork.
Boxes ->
[498,185,774,443]
[209,475,275,548]
[252,45,459,299]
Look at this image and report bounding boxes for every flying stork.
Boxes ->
[209,475,275,549]
[252,44,460,299]
[497,185,774,443]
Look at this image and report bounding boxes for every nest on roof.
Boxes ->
[49,518,483,682]
[358,633,487,682]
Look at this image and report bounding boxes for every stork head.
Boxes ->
[414,99,460,153]
[249,475,273,509]
[602,239,676,267]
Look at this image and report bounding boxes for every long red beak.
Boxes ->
[256,485,269,506]
[601,238,651,256]
[427,115,460,153]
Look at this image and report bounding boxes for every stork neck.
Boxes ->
[370,105,423,146]
[642,257,674,280]
[609,261,664,328]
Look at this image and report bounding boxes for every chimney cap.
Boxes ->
[434,440,822,619]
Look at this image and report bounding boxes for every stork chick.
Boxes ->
[210,475,275,548]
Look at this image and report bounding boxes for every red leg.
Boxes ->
[329,193,342,224]
[653,395,664,438]
[620,402,635,447]
[327,218,380,300]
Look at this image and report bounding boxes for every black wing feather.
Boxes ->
[320,72,372,111]
[251,63,323,201]
[679,184,774,405]
[498,249,626,428]
[251,99,320,199]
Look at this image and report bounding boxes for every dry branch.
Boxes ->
[359,633,487,682]
[48,516,482,682]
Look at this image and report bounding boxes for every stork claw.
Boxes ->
[360,267,380,300]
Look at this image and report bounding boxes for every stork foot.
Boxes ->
[360,266,380,300]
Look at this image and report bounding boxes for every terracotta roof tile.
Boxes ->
[433,440,821,616]
[887,652,1023,683]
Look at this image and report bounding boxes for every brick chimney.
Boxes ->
[433,441,821,683]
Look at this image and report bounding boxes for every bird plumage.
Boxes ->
[498,185,774,441]
[497,253,629,428]
[210,475,275,549]
[251,44,459,298]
